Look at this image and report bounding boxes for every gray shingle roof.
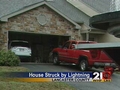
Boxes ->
[80,0,112,13]
[0,0,90,26]
[0,0,43,18]
[48,0,90,25]
[0,0,112,26]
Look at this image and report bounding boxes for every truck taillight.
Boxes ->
[90,50,100,59]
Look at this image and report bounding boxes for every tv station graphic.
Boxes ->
[92,72,111,82]
[3,72,111,82]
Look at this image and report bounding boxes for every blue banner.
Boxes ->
[5,72,93,78]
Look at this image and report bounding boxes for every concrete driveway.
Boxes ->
[21,63,120,90]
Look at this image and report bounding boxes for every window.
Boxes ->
[70,41,76,49]
[62,42,70,49]
[89,37,95,41]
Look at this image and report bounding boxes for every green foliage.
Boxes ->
[0,50,20,66]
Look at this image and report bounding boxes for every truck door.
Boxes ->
[65,41,77,63]
[59,42,70,61]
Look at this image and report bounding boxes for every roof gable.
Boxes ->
[0,1,81,29]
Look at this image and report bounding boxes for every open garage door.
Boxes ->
[8,31,70,63]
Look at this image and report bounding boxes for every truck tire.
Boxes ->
[79,59,88,71]
[53,54,60,65]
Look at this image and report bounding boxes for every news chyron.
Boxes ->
[5,71,112,82]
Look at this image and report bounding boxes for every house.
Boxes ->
[67,0,120,42]
[0,0,120,62]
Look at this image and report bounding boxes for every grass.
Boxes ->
[0,66,75,90]
[0,82,75,90]
[0,66,29,72]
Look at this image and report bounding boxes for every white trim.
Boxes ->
[67,0,100,17]
[0,1,81,29]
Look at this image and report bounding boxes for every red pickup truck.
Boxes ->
[51,40,116,71]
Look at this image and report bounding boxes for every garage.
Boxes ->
[0,2,81,64]
[8,31,70,63]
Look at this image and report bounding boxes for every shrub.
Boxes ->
[0,50,20,66]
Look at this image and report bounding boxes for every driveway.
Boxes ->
[21,63,120,90]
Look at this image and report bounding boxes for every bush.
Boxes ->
[0,50,20,66]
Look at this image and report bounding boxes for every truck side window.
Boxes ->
[62,42,70,49]
[70,42,76,49]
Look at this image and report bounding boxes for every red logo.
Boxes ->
[102,71,111,79]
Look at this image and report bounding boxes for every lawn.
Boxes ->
[0,66,75,90]
[0,66,29,72]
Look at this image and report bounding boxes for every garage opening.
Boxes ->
[8,31,70,63]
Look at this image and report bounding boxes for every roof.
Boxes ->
[0,0,42,18]
[67,0,99,17]
[80,0,112,13]
[0,0,112,27]
[66,0,112,30]
[0,0,86,23]
[0,1,81,29]
[0,0,90,26]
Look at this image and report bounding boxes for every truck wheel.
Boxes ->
[53,54,60,65]
[79,60,88,71]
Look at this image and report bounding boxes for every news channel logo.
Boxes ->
[92,71,111,82]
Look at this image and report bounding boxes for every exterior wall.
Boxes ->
[80,24,89,40]
[80,24,120,43]
[80,24,102,42]
[98,33,120,43]
[0,24,8,50]
[0,5,80,50]
[80,24,89,30]
[82,32,120,43]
